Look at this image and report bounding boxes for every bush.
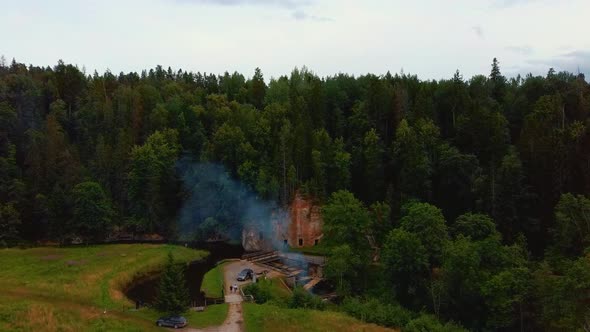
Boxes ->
[243,282,272,304]
[404,313,467,332]
[341,297,412,328]
[288,286,326,310]
[243,279,292,305]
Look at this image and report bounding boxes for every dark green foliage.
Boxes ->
[551,193,590,257]
[155,252,189,315]
[128,129,180,233]
[341,297,413,328]
[381,229,429,303]
[71,181,114,240]
[452,213,497,241]
[323,244,362,295]
[492,147,532,242]
[288,286,325,311]
[2,58,588,252]
[2,57,590,330]
[399,202,448,265]
[431,143,479,220]
[481,267,531,329]
[0,203,20,247]
[243,282,272,304]
[368,201,391,247]
[489,58,506,103]
[533,256,590,330]
[404,314,467,332]
[359,128,385,202]
[322,190,371,254]
[249,68,266,109]
[393,119,432,201]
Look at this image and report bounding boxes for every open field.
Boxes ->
[0,244,210,331]
[242,303,397,332]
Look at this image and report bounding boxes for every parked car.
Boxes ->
[156,316,187,329]
[237,268,254,281]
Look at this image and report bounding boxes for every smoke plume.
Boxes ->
[176,157,287,248]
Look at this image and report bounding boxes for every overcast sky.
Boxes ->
[1,0,589,80]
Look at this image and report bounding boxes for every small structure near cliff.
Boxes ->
[285,193,323,248]
[241,193,323,251]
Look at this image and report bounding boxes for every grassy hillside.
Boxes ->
[0,244,207,331]
[243,303,397,332]
[200,262,227,298]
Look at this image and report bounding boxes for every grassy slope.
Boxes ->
[241,275,393,332]
[0,244,208,332]
[185,303,229,328]
[247,277,292,301]
[265,278,292,300]
[243,303,397,332]
[200,262,227,298]
[133,304,229,329]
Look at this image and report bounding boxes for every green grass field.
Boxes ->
[133,303,229,329]
[242,303,397,332]
[0,244,210,331]
[200,262,227,298]
[244,277,292,302]
[264,278,292,300]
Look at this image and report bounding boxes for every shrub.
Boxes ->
[404,313,467,332]
[341,297,412,328]
[288,286,326,310]
[243,282,272,304]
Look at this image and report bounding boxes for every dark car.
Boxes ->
[156,316,187,329]
[237,268,254,281]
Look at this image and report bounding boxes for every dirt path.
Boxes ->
[185,300,243,332]
[187,260,274,332]
[216,261,247,332]
[187,260,260,332]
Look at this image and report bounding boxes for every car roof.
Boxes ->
[161,316,186,320]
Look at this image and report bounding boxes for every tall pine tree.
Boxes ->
[155,252,189,315]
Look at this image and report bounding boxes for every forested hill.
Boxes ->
[0,57,589,254]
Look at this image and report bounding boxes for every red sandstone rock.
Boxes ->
[286,193,323,248]
[241,192,324,251]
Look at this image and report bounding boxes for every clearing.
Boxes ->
[0,244,212,331]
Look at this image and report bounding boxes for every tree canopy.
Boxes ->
[1,57,590,330]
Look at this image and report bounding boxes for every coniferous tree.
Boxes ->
[155,252,189,315]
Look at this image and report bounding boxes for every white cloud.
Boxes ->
[173,0,312,8]
[505,46,533,55]
[1,0,589,80]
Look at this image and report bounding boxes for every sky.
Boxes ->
[1,0,589,81]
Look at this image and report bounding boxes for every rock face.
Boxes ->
[240,193,323,251]
[241,223,267,252]
[286,194,323,248]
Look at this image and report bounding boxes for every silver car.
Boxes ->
[237,268,254,281]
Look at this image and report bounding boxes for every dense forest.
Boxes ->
[1,56,590,330]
